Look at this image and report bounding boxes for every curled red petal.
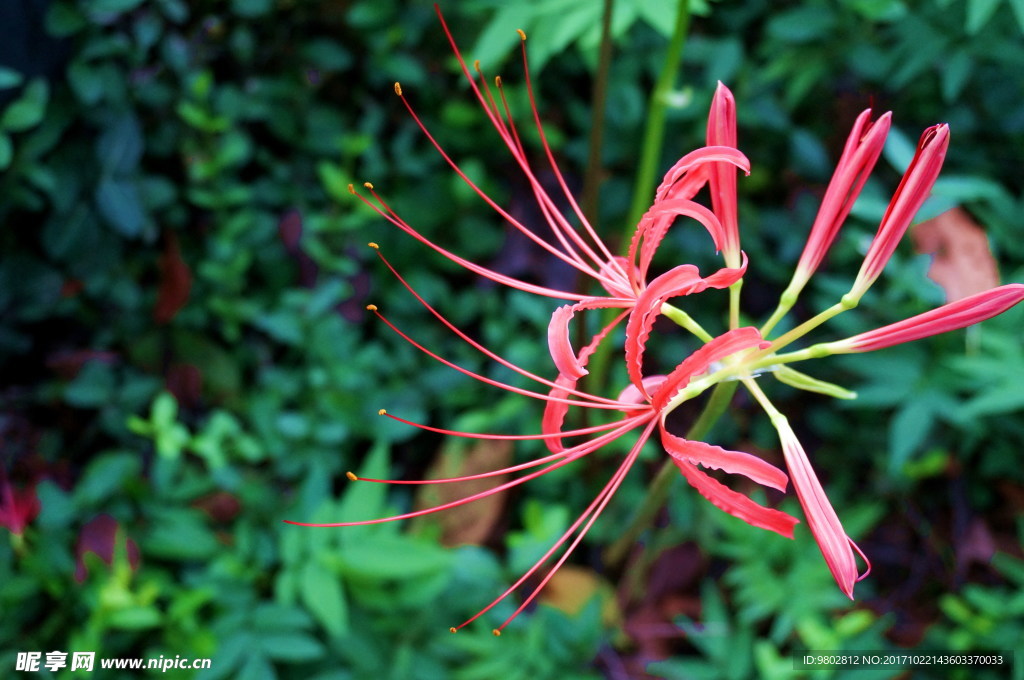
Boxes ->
[672,458,798,538]
[547,299,631,380]
[651,326,766,412]
[543,308,633,452]
[629,199,727,287]
[623,264,702,395]
[660,424,788,492]
[654,145,750,204]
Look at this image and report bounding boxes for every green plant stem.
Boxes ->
[574,0,617,413]
[729,279,742,330]
[604,379,738,567]
[586,0,692,394]
[580,0,614,226]
[625,0,691,230]
[661,301,713,342]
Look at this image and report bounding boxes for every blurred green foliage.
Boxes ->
[1,0,1022,678]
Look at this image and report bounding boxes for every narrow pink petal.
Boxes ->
[541,373,576,453]
[672,458,798,538]
[543,309,633,452]
[702,251,748,289]
[835,283,1024,353]
[623,264,704,395]
[777,420,863,598]
[660,425,789,492]
[650,327,767,412]
[706,82,741,259]
[547,299,632,380]
[853,124,950,294]
[616,375,667,410]
[630,199,727,287]
[623,262,748,397]
[654,145,750,203]
[796,109,892,281]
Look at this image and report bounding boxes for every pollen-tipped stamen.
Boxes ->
[283,417,648,528]
[453,419,656,634]
[370,247,633,405]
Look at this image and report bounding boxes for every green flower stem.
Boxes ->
[754,296,855,361]
[625,0,691,230]
[741,375,782,423]
[661,301,714,342]
[604,379,737,567]
[585,0,691,395]
[760,281,801,338]
[729,279,743,330]
[748,342,836,371]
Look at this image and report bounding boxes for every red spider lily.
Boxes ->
[849,124,950,300]
[302,4,1024,632]
[706,82,741,268]
[826,283,1024,353]
[775,416,869,598]
[0,473,39,536]
[790,109,892,295]
[286,309,796,634]
[346,6,750,372]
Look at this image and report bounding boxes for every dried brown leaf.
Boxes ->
[414,440,513,546]
[911,207,999,302]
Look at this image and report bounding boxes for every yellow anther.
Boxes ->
[347,183,355,194]
[449,627,457,634]
[365,304,377,311]
[345,471,358,481]
[492,629,502,637]
[516,29,526,41]
[378,408,387,416]
[394,82,402,96]
[495,76,502,88]
[367,242,379,249]
[473,59,481,72]
[363,181,374,190]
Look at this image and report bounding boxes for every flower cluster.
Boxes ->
[287,8,1024,634]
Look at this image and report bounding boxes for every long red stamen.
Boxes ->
[434,6,626,284]
[372,247,629,405]
[392,94,605,281]
[358,415,649,485]
[351,184,590,300]
[378,409,647,443]
[453,419,657,634]
[367,306,635,410]
[515,36,624,277]
[284,416,650,528]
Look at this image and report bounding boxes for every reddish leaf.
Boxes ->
[911,207,1000,302]
[154,232,191,323]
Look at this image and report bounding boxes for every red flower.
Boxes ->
[0,473,39,536]
[829,284,1024,353]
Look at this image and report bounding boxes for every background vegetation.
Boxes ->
[1,0,1022,678]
